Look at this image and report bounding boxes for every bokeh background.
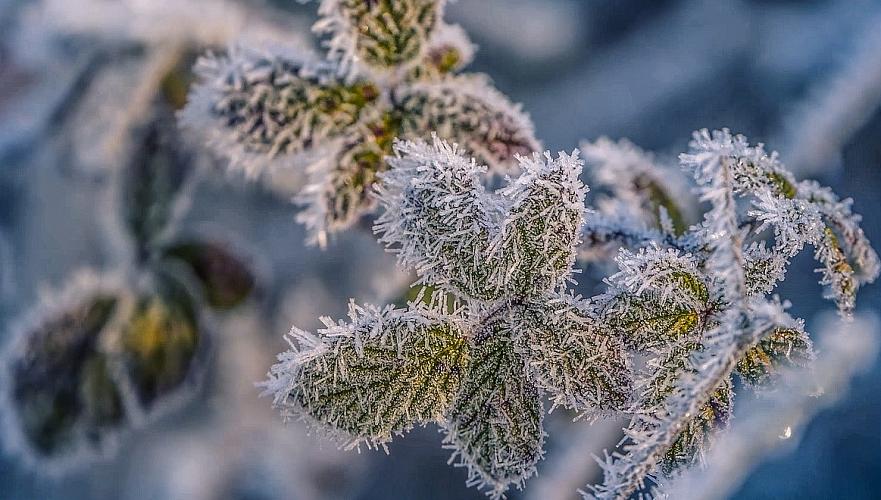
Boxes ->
[1,0,880,498]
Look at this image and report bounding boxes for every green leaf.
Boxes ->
[736,327,813,387]
[639,340,703,410]
[443,333,544,496]
[291,312,469,447]
[490,151,585,298]
[661,377,733,476]
[605,295,703,351]
[305,111,403,236]
[163,241,255,310]
[122,114,193,260]
[193,46,382,163]
[117,278,200,410]
[604,269,709,351]
[373,137,501,300]
[510,299,632,412]
[630,339,733,475]
[405,23,473,81]
[9,295,125,456]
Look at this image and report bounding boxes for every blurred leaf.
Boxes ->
[10,296,125,455]
[332,0,441,70]
[118,278,199,410]
[637,174,688,235]
[163,240,255,310]
[122,113,193,261]
[160,59,196,111]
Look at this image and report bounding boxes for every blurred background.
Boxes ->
[1,0,880,498]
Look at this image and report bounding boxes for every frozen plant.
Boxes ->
[264,130,878,499]
[0,84,257,471]
[181,0,539,246]
[662,312,880,500]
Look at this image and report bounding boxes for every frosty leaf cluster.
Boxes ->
[265,130,878,499]
[584,129,878,499]
[181,0,539,245]
[0,81,256,471]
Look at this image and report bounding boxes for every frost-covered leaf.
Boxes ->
[374,136,500,300]
[301,76,539,243]
[316,0,444,74]
[736,326,813,387]
[607,296,704,352]
[2,279,126,462]
[117,278,200,410]
[814,227,858,316]
[297,111,403,242]
[267,303,469,448]
[603,246,710,350]
[121,112,193,259]
[163,240,255,310]
[508,296,631,413]
[398,75,539,172]
[407,23,475,80]
[801,180,881,286]
[637,340,703,412]
[181,46,381,178]
[661,377,732,476]
[489,150,585,297]
[743,242,787,296]
[681,128,878,316]
[582,137,692,235]
[443,333,544,498]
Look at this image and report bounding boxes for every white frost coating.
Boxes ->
[488,148,586,292]
[582,137,694,232]
[661,313,880,500]
[676,128,878,318]
[262,299,465,449]
[605,245,703,307]
[375,135,580,299]
[401,74,541,172]
[748,192,823,257]
[680,129,748,307]
[374,135,497,296]
[797,180,881,286]
[179,44,346,179]
[585,299,800,500]
[314,0,448,79]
